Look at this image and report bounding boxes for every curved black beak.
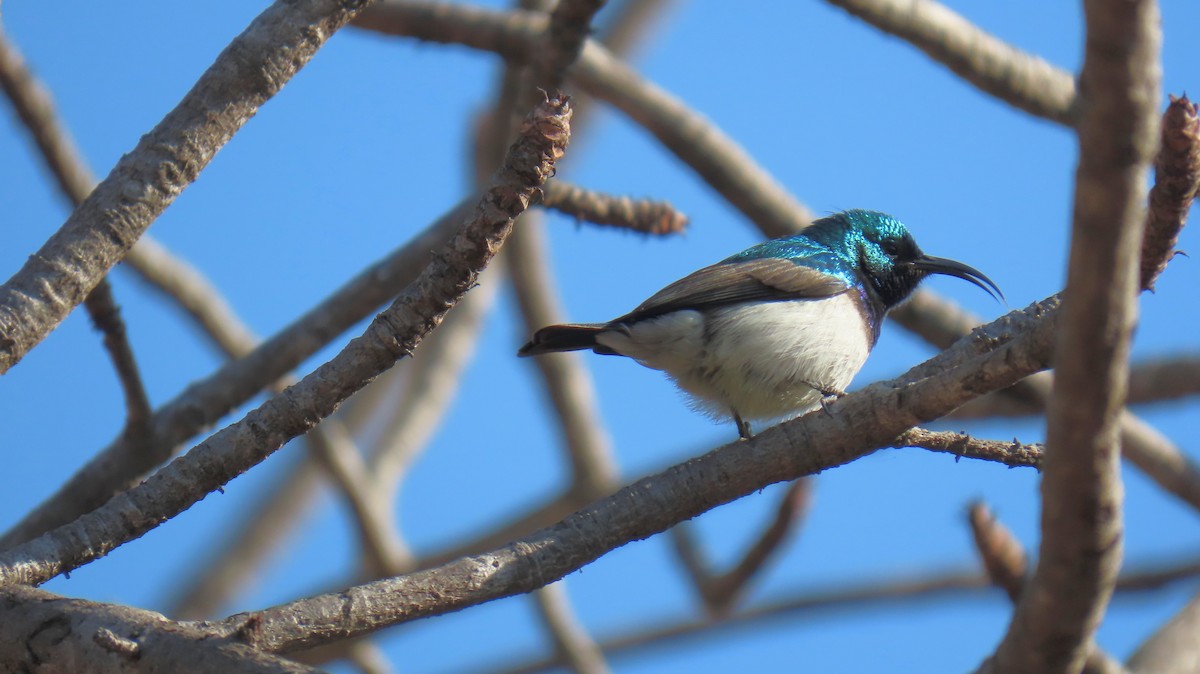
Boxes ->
[912,255,1004,302]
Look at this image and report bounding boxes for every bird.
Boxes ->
[518,209,1001,440]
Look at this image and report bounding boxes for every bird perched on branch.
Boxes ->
[519,209,1001,439]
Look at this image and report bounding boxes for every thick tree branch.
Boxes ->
[206,290,1063,654]
[0,0,374,375]
[0,94,572,587]
[988,2,1161,672]
[0,584,319,674]
[824,0,1077,125]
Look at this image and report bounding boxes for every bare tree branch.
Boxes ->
[476,0,619,499]
[824,0,1077,125]
[967,504,1130,674]
[540,181,689,235]
[1127,588,1200,674]
[672,479,812,615]
[987,2,1161,672]
[1141,94,1200,290]
[893,292,1200,514]
[207,288,1064,654]
[307,420,410,578]
[967,503,1026,601]
[0,25,153,441]
[533,582,611,674]
[478,557,1200,674]
[0,0,374,375]
[0,93,573,587]
[0,197,473,550]
[0,584,321,674]
[354,1,816,238]
[169,454,325,620]
[894,428,1043,469]
[949,353,1200,418]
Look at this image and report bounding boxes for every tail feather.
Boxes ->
[519,323,610,356]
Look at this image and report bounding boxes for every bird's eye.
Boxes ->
[880,240,901,256]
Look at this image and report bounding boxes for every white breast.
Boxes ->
[595,294,872,422]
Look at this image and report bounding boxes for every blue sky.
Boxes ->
[1,1,1197,672]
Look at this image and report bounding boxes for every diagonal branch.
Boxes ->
[672,479,812,615]
[477,0,618,498]
[967,504,1129,674]
[0,26,152,440]
[893,291,1200,514]
[0,93,573,587]
[532,582,611,674]
[210,290,1066,654]
[0,0,374,375]
[987,2,1161,672]
[823,0,1077,125]
[354,1,816,238]
[0,197,473,550]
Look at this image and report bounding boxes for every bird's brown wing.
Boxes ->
[615,257,851,324]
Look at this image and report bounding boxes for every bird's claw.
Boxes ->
[817,387,846,417]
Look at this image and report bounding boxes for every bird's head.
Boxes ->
[812,210,1002,309]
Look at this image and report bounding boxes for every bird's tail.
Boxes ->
[518,323,609,356]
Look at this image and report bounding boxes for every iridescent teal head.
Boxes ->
[803,209,1002,308]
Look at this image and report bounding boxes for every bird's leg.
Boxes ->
[813,384,846,417]
[732,410,753,440]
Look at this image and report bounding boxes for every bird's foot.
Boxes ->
[816,386,846,417]
[733,411,754,441]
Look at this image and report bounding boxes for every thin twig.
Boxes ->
[0,27,153,441]
[0,93,573,587]
[893,291,1200,514]
[307,420,410,578]
[540,180,688,235]
[895,428,1043,469]
[987,3,1161,672]
[532,582,611,674]
[703,480,812,614]
[82,281,154,440]
[967,503,1026,601]
[824,0,1077,125]
[0,0,374,375]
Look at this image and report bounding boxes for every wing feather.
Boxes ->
[614,258,850,323]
